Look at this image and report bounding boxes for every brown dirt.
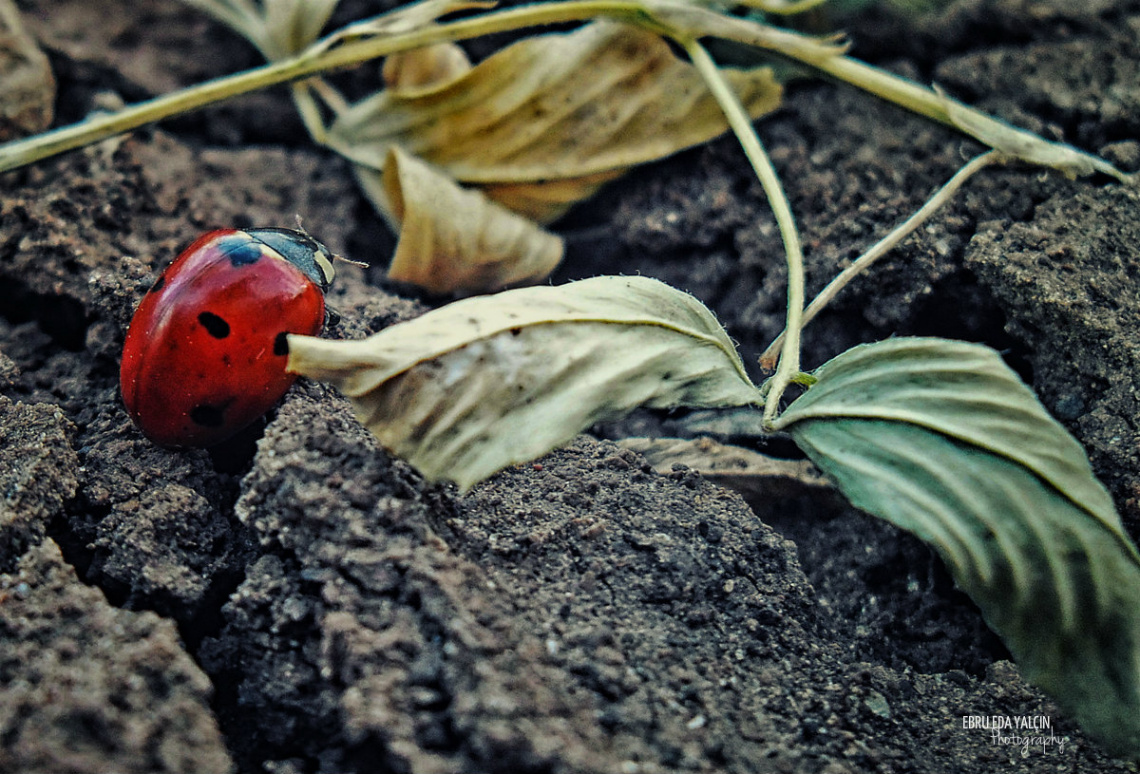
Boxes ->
[2,0,1140,772]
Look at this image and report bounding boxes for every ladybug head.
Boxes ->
[246,227,337,292]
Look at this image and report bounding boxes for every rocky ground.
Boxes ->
[2,0,1140,771]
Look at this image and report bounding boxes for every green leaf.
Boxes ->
[774,337,1140,756]
[287,276,761,490]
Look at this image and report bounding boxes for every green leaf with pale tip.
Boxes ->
[774,337,1140,757]
[287,276,761,490]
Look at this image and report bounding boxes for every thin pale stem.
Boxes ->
[0,57,316,173]
[655,4,1131,183]
[0,0,652,174]
[760,150,1005,363]
[682,37,804,424]
[1,0,1127,183]
[740,0,831,14]
[290,81,329,145]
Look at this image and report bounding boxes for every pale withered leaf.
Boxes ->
[362,147,564,295]
[318,0,492,49]
[287,275,761,490]
[382,41,473,94]
[618,436,833,500]
[476,169,627,225]
[179,0,339,61]
[327,21,784,222]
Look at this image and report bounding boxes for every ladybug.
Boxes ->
[120,227,337,447]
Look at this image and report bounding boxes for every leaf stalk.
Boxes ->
[760,149,1006,362]
[681,37,803,423]
[2,0,1129,181]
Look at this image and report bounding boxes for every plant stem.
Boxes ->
[0,0,649,174]
[0,57,310,173]
[746,0,831,14]
[1,0,1127,183]
[658,4,1131,183]
[759,150,1004,363]
[683,38,804,424]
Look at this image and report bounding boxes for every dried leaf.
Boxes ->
[319,0,492,48]
[327,21,783,221]
[287,276,761,490]
[477,169,627,225]
[382,41,472,94]
[180,0,339,61]
[364,147,563,294]
[617,436,833,500]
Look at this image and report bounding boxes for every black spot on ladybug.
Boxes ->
[273,331,289,356]
[148,275,165,294]
[190,404,226,427]
[198,312,231,339]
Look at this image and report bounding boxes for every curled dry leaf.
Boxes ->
[382,41,472,94]
[287,275,761,491]
[617,436,833,500]
[317,0,493,52]
[476,169,626,225]
[366,147,564,295]
[179,0,339,61]
[328,21,783,222]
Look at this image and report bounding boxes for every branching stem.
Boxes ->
[2,0,1129,181]
[760,150,1006,364]
[0,1,644,174]
[682,38,803,424]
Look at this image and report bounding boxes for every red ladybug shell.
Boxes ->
[120,228,334,447]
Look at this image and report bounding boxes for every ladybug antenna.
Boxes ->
[291,214,368,269]
[335,254,370,269]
